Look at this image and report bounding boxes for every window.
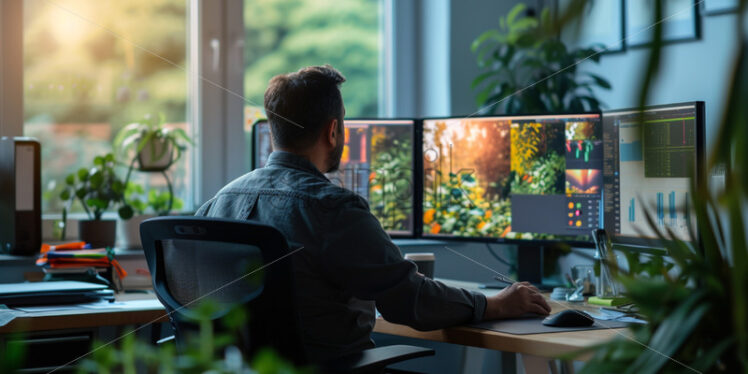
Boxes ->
[243,0,382,131]
[23,0,193,215]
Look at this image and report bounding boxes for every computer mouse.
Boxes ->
[542,309,595,327]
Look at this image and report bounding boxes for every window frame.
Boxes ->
[1,0,392,238]
[0,0,23,138]
[1,0,212,240]
[194,0,246,205]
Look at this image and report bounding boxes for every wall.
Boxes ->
[388,0,515,118]
[579,12,739,149]
[448,0,518,116]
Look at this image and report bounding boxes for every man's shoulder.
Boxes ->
[216,167,368,209]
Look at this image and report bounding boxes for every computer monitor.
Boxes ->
[421,113,603,244]
[602,102,705,247]
[252,119,416,237]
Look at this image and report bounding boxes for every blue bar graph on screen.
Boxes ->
[628,198,635,222]
[669,191,677,226]
[657,192,664,226]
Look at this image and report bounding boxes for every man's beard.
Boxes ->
[326,134,345,173]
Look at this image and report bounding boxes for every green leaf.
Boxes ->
[111,181,124,194]
[65,174,76,186]
[77,167,89,181]
[137,131,156,153]
[86,198,107,210]
[59,189,71,201]
[89,171,104,188]
[118,205,134,220]
[93,155,104,166]
[75,187,87,199]
[471,29,500,52]
[689,338,735,372]
[626,293,708,374]
[510,18,538,33]
[727,187,748,358]
[170,128,194,145]
[506,3,526,28]
[584,72,612,89]
[471,70,499,89]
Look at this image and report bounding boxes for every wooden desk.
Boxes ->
[0,293,167,372]
[0,292,167,334]
[1,281,624,373]
[373,279,627,373]
[374,302,621,359]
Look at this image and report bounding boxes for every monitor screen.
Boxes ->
[422,113,603,242]
[252,119,415,236]
[602,102,704,246]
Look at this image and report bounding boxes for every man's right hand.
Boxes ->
[483,281,551,320]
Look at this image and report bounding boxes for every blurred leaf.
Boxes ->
[118,205,134,220]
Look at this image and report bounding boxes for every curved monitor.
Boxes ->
[602,102,705,247]
[252,119,416,237]
[421,113,603,244]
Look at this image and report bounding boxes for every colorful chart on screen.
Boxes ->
[602,102,703,245]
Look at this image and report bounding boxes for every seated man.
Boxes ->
[196,65,550,362]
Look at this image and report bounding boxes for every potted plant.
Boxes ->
[112,113,192,249]
[113,113,193,172]
[539,1,748,372]
[471,3,611,114]
[58,153,134,248]
[116,182,184,249]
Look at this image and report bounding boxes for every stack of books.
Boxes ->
[36,242,128,290]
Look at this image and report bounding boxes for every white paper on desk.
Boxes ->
[588,308,647,324]
[77,299,164,310]
[13,304,83,313]
[0,311,16,327]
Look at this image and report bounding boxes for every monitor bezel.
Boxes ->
[249,118,267,171]
[418,111,604,248]
[250,117,421,239]
[602,101,705,249]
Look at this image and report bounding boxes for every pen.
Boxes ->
[493,275,515,285]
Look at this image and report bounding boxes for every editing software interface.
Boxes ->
[422,114,602,241]
[253,119,415,235]
[603,103,701,243]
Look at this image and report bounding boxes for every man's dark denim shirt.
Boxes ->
[196,151,486,361]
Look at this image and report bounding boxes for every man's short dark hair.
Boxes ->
[264,65,346,151]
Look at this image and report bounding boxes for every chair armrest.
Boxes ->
[324,345,435,373]
[156,335,175,345]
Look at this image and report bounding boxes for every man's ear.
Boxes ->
[326,118,339,147]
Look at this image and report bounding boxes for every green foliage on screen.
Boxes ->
[369,135,413,232]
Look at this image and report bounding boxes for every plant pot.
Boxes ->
[116,214,155,250]
[137,138,174,171]
[79,219,117,248]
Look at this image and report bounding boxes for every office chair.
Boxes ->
[140,216,434,373]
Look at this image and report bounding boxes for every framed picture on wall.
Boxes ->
[703,0,739,15]
[560,0,625,53]
[626,0,700,47]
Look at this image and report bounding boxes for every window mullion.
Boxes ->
[0,0,23,137]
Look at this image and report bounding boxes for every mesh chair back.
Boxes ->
[140,216,306,364]
[161,239,264,308]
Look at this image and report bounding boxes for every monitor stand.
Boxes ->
[479,244,555,291]
[516,244,555,291]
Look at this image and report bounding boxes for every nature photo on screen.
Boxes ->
[422,114,602,241]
